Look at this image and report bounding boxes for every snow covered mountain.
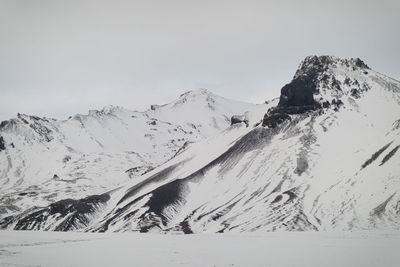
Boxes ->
[0,89,256,220]
[1,56,400,233]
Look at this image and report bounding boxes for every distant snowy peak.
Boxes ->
[0,88,255,140]
[147,88,256,137]
[152,88,253,112]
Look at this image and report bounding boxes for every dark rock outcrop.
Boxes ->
[361,143,392,169]
[231,115,249,127]
[351,88,361,98]
[331,99,344,111]
[262,55,369,128]
[354,58,370,69]
[0,120,10,130]
[379,145,400,166]
[147,120,157,126]
[279,56,368,108]
[278,56,336,109]
[279,78,317,108]
[0,136,5,151]
[322,101,330,108]
[262,113,291,128]
[262,56,325,128]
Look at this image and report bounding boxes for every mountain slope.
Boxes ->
[2,56,400,232]
[0,89,256,220]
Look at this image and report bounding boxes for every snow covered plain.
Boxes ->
[1,231,399,267]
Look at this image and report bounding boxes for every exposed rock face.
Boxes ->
[263,55,369,128]
[262,113,291,128]
[0,136,5,151]
[278,56,336,109]
[281,55,369,106]
[262,56,332,128]
[230,115,249,126]
[354,58,370,69]
[279,78,317,107]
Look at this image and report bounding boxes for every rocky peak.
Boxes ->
[277,56,331,109]
[279,55,370,108]
[263,55,371,128]
[294,55,333,80]
[295,55,369,79]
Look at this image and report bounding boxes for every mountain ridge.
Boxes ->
[1,55,400,233]
[0,89,257,220]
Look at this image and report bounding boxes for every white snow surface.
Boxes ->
[0,230,399,267]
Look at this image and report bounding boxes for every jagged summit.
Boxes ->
[295,55,369,79]
[279,55,371,108]
[263,55,399,128]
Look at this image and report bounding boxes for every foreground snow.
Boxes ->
[0,231,399,267]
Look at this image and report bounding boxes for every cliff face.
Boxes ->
[263,56,375,127]
[279,56,370,108]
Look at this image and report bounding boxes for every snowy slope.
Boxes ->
[0,89,256,220]
[2,56,400,233]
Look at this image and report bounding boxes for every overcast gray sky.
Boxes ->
[0,0,399,121]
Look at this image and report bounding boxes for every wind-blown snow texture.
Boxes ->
[1,56,400,233]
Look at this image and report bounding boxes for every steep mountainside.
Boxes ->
[2,56,400,233]
[0,89,256,219]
